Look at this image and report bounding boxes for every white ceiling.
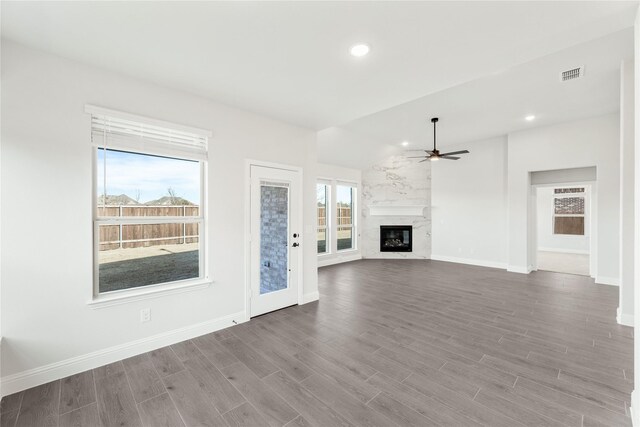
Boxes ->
[2,1,637,131]
[318,28,634,168]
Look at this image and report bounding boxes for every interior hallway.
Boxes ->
[537,251,590,276]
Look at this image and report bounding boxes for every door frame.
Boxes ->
[244,159,304,320]
[530,181,596,278]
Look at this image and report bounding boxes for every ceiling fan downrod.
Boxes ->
[431,117,438,153]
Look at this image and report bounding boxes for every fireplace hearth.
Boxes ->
[380,225,412,252]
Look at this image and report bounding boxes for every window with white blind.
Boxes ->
[88,105,211,300]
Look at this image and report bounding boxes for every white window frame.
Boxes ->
[87,106,212,307]
[316,182,331,255]
[552,188,586,236]
[336,183,357,252]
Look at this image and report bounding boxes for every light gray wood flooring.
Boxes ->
[1,259,633,426]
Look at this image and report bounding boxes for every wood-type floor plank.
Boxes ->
[220,363,298,427]
[122,353,165,404]
[58,403,101,427]
[58,371,96,415]
[222,402,269,427]
[8,260,633,426]
[162,369,227,427]
[137,393,185,427]
[182,355,246,414]
[95,371,142,427]
[14,381,60,427]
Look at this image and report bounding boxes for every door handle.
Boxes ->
[292,242,300,247]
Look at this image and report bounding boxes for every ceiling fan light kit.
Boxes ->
[406,117,470,162]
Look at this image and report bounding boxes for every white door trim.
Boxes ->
[530,181,596,278]
[244,159,304,319]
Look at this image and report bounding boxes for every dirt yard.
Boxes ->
[99,243,199,292]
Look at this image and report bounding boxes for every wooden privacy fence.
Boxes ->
[318,207,326,226]
[337,206,352,226]
[101,204,352,251]
[98,205,200,251]
[317,206,352,227]
[98,205,199,217]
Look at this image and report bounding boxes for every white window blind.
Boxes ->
[86,105,211,161]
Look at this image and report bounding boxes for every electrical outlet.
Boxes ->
[140,308,151,323]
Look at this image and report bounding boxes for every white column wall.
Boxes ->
[632,7,640,426]
[619,59,635,326]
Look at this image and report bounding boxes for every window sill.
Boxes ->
[317,252,333,257]
[88,279,212,309]
[337,248,358,253]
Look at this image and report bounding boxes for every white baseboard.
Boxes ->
[537,247,590,255]
[617,307,634,327]
[317,253,362,267]
[507,265,530,274]
[632,390,639,427]
[302,291,320,304]
[596,276,620,286]
[430,254,507,270]
[0,310,247,397]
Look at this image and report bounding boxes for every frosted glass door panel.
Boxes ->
[259,184,289,295]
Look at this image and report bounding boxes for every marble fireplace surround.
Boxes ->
[361,156,431,259]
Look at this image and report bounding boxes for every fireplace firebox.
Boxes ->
[380,225,412,252]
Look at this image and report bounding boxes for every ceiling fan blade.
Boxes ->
[440,156,460,160]
[419,159,429,163]
[439,150,469,156]
[406,156,428,159]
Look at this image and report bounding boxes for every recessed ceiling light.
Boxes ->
[525,115,536,121]
[350,44,370,57]
[401,141,409,146]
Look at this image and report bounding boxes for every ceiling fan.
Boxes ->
[407,117,469,162]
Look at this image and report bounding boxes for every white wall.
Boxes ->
[317,127,401,170]
[431,137,508,268]
[633,8,640,425]
[430,115,620,281]
[619,59,635,326]
[507,114,620,283]
[316,163,362,267]
[0,41,318,394]
[536,186,590,254]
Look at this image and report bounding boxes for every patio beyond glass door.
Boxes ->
[250,165,300,317]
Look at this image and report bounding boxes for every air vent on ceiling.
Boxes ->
[560,66,584,82]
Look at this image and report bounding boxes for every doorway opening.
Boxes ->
[534,184,593,276]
